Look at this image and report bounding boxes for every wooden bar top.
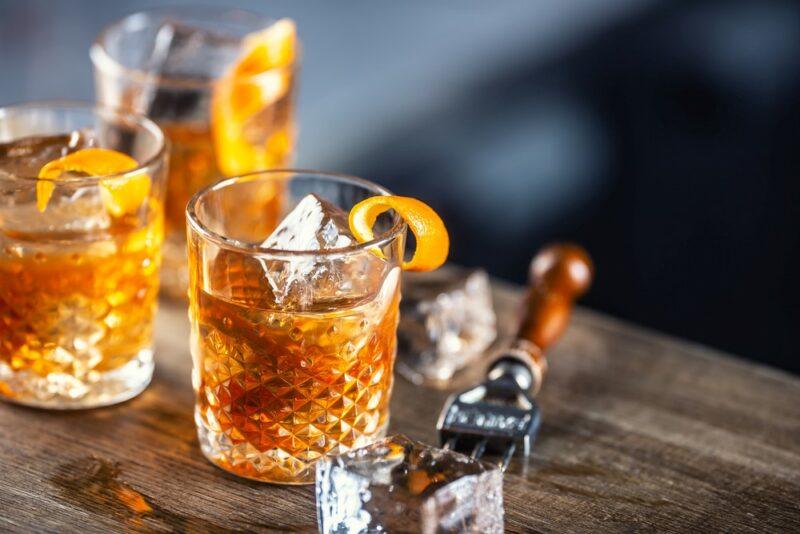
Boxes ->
[1,279,799,532]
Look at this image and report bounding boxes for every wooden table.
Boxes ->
[1,280,799,533]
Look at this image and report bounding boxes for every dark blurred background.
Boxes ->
[1,0,798,374]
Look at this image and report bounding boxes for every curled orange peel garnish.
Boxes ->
[349,195,449,272]
[37,148,150,216]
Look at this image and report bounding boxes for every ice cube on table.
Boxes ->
[258,194,388,309]
[397,268,497,384]
[316,435,503,534]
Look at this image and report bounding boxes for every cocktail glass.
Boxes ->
[0,102,167,408]
[92,7,299,298]
[186,171,406,484]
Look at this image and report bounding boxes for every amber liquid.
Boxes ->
[158,114,294,298]
[0,210,163,404]
[161,121,295,236]
[162,124,220,237]
[191,256,400,483]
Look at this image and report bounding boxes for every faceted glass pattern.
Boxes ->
[188,172,405,484]
[194,265,400,483]
[0,104,166,408]
[0,223,161,405]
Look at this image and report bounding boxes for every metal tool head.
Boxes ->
[437,357,540,470]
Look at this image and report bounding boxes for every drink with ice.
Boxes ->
[0,103,166,408]
[187,172,406,484]
[93,8,298,297]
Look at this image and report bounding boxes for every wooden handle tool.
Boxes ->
[494,244,594,394]
[439,243,593,466]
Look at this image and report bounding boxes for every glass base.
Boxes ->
[0,348,154,409]
[160,233,189,300]
[196,408,389,485]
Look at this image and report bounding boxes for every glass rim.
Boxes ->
[0,100,167,185]
[90,6,300,91]
[186,169,407,259]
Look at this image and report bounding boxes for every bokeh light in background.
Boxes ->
[2,0,798,374]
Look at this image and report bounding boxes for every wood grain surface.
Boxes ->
[1,280,799,533]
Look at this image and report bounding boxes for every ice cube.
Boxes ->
[0,131,95,177]
[316,435,504,534]
[137,22,240,119]
[258,194,389,309]
[0,133,110,234]
[263,193,353,251]
[0,189,111,236]
[145,22,239,79]
[397,268,497,384]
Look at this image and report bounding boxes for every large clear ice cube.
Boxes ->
[0,133,111,235]
[397,268,497,383]
[258,194,389,309]
[263,193,354,251]
[145,22,239,79]
[136,22,240,119]
[316,435,503,533]
[0,131,94,177]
